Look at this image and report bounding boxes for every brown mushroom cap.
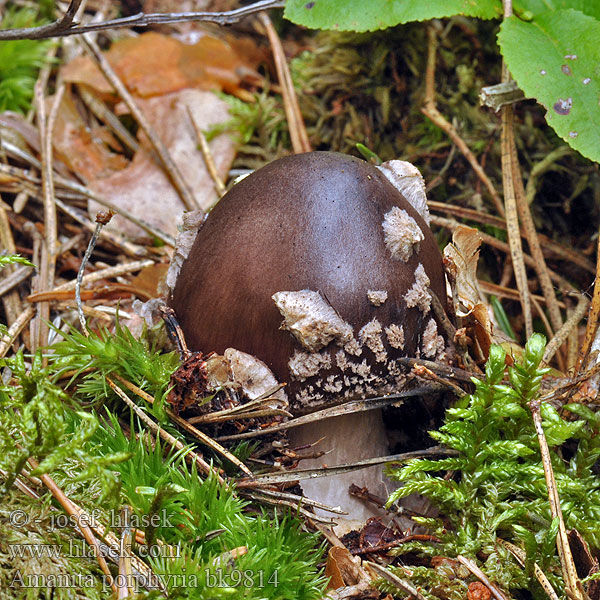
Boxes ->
[170,151,446,410]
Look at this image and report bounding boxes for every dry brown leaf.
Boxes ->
[443,224,483,315]
[61,31,263,100]
[444,225,495,360]
[130,263,170,298]
[88,89,236,239]
[49,88,129,183]
[468,303,493,362]
[324,546,364,590]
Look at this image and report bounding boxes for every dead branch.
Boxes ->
[0,0,285,41]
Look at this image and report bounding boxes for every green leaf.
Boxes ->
[515,0,600,20]
[284,0,501,32]
[499,10,600,163]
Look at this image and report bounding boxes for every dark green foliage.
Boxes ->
[0,8,54,113]
[386,334,600,597]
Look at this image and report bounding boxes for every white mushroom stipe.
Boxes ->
[288,410,397,527]
[367,290,388,306]
[272,290,354,352]
[377,160,431,224]
[382,207,424,262]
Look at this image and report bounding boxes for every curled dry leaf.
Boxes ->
[88,89,236,239]
[444,225,493,360]
[324,546,367,590]
[443,224,483,316]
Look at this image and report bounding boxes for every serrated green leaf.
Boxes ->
[515,0,600,20]
[499,10,600,163]
[284,0,501,33]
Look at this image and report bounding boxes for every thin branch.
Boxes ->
[542,293,589,366]
[576,225,600,374]
[0,0,285,40]
[187,107,226,199]
[422,26,505,217]
[501,105,533,338]
[27,455,116,593]
[529,399,585,600]
[428,201,595,275]
[258,12,311,154]
[76,211,113,335]
[0,306,35,359]
[457,556,510,600]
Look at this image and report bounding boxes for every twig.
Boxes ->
[509,113,564,338]
[0,201,24,325]
[76,211,114,335]
[497,538,560,600]
[111,374,252,478]
[0,161,174,246]
[78,86,140,154]
[258,12,311,154]
[501,105,533,338]
[0,306,35,358]
[428,201,595,275]
[33,80,64,353]
[457,555,510,600]
[478,280,566,309]
[529,398,584,600]
[542,293,589,366]
[117,506,134,599]
[106,376,224,484]
[246,487,346,514]
[159,304,190,359]
[54,197,149,257]
[431,215,574,292]
[364,561,427,600]
[0,0,286,40]
[0,265,34,298]
[236,446,456,488]
[26,455,116,593]
[186,107,226,199]
[411,363,467,398]
[216,387,441,441]
[43,259,154,293]
[396,358,481,384]
[422,26,504,217]
[81,35,199,212]
[576,227,600,374]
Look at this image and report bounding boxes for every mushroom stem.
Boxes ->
[288,408,395,526]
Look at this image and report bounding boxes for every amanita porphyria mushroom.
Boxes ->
[169,151,448,524]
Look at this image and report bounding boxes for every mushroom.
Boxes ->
[169,151,447,523]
